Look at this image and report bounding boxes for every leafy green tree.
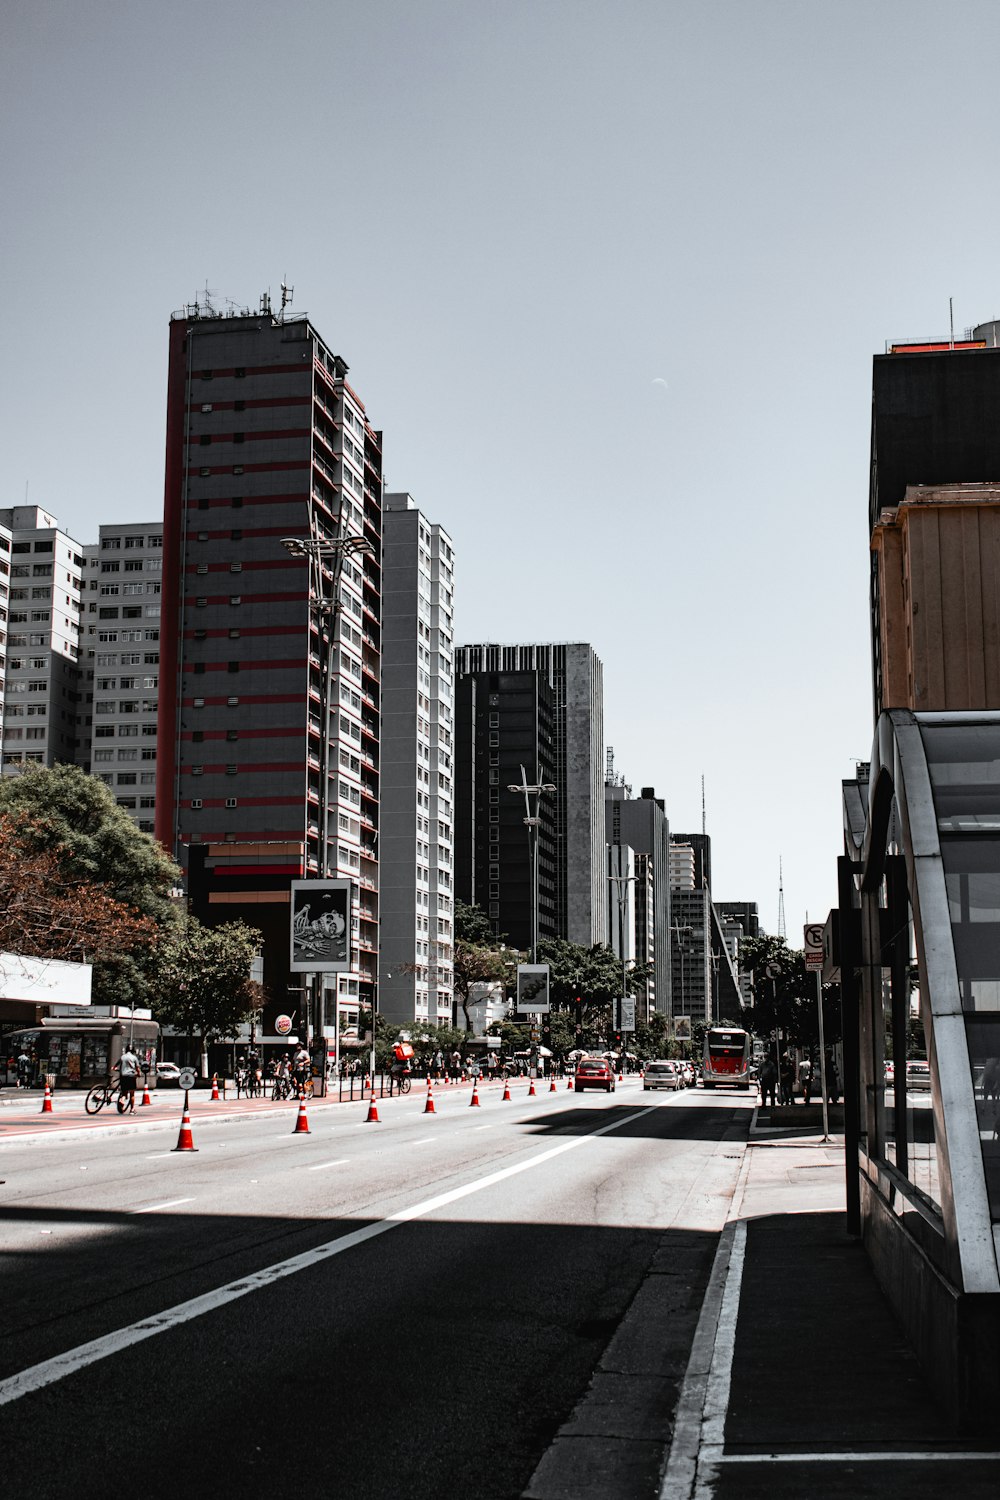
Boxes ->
[0,765,183,1008]
[452,901,520,1032]
[156,918,263,1061]
[738,933,841,1050]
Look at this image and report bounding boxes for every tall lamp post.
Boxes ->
[281,529,375,1069]
[607,857,638,1055]
[507,765,557,964]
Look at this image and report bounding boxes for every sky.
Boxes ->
[4,0,1000,938]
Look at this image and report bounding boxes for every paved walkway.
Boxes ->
[660,1116,1000,1498]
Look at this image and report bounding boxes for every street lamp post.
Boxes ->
[508,767,556,1072]
[607,858,638,1056]
[281,529,375,1069]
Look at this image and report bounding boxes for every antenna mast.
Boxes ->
[701,774,706,837]
[777,857,786,940]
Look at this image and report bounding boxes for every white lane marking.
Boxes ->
[131,1198,195,1215]
[0,1100,662,1408]
[145,1153,176,1160]
[305,1160,349,1172]
[473,1124,496,1131]
[692,1219,747,1497]
[719,1451,1000,1464]
[409,1138,435,1146]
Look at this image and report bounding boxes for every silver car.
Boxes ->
[643,1060,685,1092]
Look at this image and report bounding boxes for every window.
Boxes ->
[199,467,211,477]
[191,799,203,809]
[192,730,204,743]
[193,662,205,675]
[229,596,241,606]
[231,529,242,541]
[227,661,239,673]
[232,465,243,476]
[225,765,237,776]
[230,562,242,573]
[191,766,203,776]
[225,797,237,808]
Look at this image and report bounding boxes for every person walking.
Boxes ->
[117,1044,142,1113]
[759,1056,778,1108]
[779,1054,794,1106]
[798,1054,813,1104]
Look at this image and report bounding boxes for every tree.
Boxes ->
[0,809,158,964]
[738,933,841,1051]
[0,765,183,1008]
[452,901,520,1032]
[155,918,263,1062]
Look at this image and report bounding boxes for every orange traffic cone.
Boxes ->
[172,1102,198,1152]
[140,1080,152,1107]
[424,1082,436,1115]
[292,1096,310,1134]
[527,1077,537,1097]
[618,1070,624,1083]
[502,1078,512,1102]
[210,1073,220,1101]
[366,1093,380,1123]
[469,1081,481,1107]
[566,1075,573,1089]
[549,1076,558,1093]
[40,1082,53,1114]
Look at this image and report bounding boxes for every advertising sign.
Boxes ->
[516,964,550,1013]
[0,952,92,1007]
[290,880,352,973]
[673,1015,692,1042]
[614,996,636,1032]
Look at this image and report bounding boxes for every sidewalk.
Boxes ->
[663,1114,1000,1498]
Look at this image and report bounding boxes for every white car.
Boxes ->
[155,1061,182,1086]
[643,1060,685,1092]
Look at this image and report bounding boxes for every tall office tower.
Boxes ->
[379,493,456,1026]
[870,321,1000,716]
[669,835,712,1024]
[456,642,605,946]
[0,520,10,768]
[0,507,84,774]
[79,521,164,834]
[716,900,759,942]
[606,781,672,1018]
[156,300,383,1033]
[455,662,558,951]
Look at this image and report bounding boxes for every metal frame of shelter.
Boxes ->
[840,709,1000,1429]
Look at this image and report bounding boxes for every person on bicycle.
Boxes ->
[292,1045,311,1096]
[118,1045,141,1113]
[389,1055,411,1095]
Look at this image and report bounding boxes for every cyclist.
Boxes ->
[389,1056,411,1094]
[117,1044,142,1113]
[292,1045,311,1097]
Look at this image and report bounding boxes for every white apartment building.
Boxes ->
[0,507,85,775]
[0,520,10,767]
[379,493,455,1027]
[80,522,164,833]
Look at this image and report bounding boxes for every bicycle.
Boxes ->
[85,1077,121,1115]
[389,1069,412,1095]
[271,1075,293,1102]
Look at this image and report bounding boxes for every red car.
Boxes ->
[574,1057,616,1093]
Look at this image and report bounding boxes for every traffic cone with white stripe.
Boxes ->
[566,1074,573,1089]
[502,1077,512,1102]
[210,1073,220,1101]
[293,1095,310,1134]
[527,1077,537,1097]
[40,1082,53,1114]
[424,1081,436,1114]
[172,1100,198,1152]
[549,1076,558,1093]
[469,1080,481,1107]
[366,1091,380,1123]
[140,1079,152,1107]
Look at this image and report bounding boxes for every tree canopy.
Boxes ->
[738,932,841,1050]
[155,918,264,1049]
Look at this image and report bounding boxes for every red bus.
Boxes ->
[702,1027,751,1090]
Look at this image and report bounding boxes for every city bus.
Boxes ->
[702,1026,751,1089]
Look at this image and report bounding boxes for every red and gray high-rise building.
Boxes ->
[156,296,382,1035]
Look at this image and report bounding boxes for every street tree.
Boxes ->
[0,809,157,964]
[739,933,841,1051]
[155,918,263,1064]
[0,764,183,1008]
[452,901,520,1032]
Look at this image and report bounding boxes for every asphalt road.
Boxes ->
[0,1079,751,1499]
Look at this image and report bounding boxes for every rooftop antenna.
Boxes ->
[777,857,786,940]
[701,774,706,837]
[606,745,615,783]
[201,281,216,315]
[280,279,294,320]
[949,296,955,350]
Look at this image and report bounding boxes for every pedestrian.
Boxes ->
[798,1054,813,1104]
[779,1054,794,1106]
[758,1057,778,1108]
[16,1050,31,1089]
[826,1052,841,1105]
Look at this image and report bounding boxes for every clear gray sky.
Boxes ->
[4,0,1000,937]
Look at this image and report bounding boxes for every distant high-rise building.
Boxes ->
[156,301,383,1037]
[456,642,605,946]
[0,519,10,768]
[80,521,164,835]
[0,506,84,775]
[379,493,455,1026]
[605,782,672,1018]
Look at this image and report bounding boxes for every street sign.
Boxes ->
[178,1067,196,1091]
[275,1014,293,1035]
[516,964,550,1013]
[614,996,636,1032]
[803,923,824,971]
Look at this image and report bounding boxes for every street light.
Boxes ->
[607,857,638,1048]
[281,529,376,1069]
[507,765,557,964]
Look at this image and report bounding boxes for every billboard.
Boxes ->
[516,964,550,1013]
[290,880,352,973]
[0,952,92,1007]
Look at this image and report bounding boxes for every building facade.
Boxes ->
[456,642,605,946]
[379,493,455,1027]
[155,301,383,1039]
[605,781,672,1018]
[80,521,164,834]
[0,507,84,775]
